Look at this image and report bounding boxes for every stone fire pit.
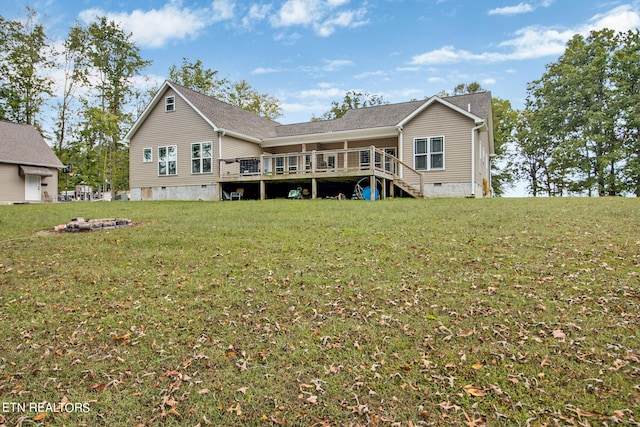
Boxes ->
[56,217,133,232]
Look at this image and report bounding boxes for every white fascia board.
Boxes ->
[221,129,263,144]
[123,80,222,143]
[123,80,178,142]
[398,96,484,127]
[260,126,398,148]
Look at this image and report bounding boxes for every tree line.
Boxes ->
[1,7,639,197]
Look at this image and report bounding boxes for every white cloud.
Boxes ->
[322,59,354,71]
[354,70,386,79]
[315,8,368,36]
[251,67,282,74]
[584,4,640,33]
[270,0,369,37]
[411,4,640,65]
[212,0,235,21]
[488,3,534,16]
[298,86,345,99]
[78,2,212,49]
[242,4,272,28]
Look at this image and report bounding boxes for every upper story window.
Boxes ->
[414,137,444,171]
[158,145,177,176]
[165,96,175,112]
[143,148,152,163]
[191,142,212,174]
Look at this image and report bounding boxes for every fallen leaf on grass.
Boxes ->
[552,329,566,339]
[472,363,483,370]
[463,385,487,397]
[34,413,47,421]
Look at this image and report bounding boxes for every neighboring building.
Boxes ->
[125,80,494,201]
[0,121,64,204]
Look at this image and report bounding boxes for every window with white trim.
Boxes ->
[191,142,212,174]
[165,96,175,112]
[143,148,152,163]
[158,145,177,176]
[414,137,444,170]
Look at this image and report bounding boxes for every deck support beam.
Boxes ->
[260,180,266,200]
[370,175,376,201]
[312,178,317,199]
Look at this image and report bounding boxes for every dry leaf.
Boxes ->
[472,363,483,370]
[552,328,566,339]
[463,384,487,397]
[33,413,47,421]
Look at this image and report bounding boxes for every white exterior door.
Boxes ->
[25,175,41,201]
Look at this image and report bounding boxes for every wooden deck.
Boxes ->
[218,147,424,200]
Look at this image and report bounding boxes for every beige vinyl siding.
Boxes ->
[41,173,58,201]
[402,102,475,186]
[219,135,264,175]
[0,163,25,202]
[129,88,219,188]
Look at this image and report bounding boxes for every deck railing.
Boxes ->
[220,146,411,180]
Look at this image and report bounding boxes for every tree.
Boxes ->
[53,24,90,152]
[523,30,625,196]
[318,90,387,120]
[452,82,486,95]
[64,17,150,199]
[0,8,54,128]
[168,58,229,98]
[491,98,519,196]
[612,30,640,196]
[225,80,282,120]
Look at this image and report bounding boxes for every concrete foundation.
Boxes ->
[130,184,219,201]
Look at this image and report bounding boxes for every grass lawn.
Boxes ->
[0,198,638,426]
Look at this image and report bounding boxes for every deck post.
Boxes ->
[311,150,316,173]
[312,178,317,199]
[370,175,375,201]
[370,146,375,171]
[381,178,386,200]
[260,180,266,200]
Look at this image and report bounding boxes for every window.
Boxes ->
[143,148,152,163]
[191,142,212,174]
[414,137,444,170]
[275,157,285,173]
[288,156,298,172]
[158,145,177,176]
[165,96,175,112]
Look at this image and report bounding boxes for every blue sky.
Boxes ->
[3,0,639,196]
[3,0,640,125]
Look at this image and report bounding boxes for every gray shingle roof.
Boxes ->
[0,121,64,168]
[169,80,492,141]
[442,91,493,121]
[170,81,281,139]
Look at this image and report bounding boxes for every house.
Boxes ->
[0,121,64,204]
[124,80,494,201]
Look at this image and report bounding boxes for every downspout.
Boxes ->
[397,126,403,179]
[217,130,225,178]
[470,122,485,197]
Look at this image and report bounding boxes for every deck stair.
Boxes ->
[392,178,422,198]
